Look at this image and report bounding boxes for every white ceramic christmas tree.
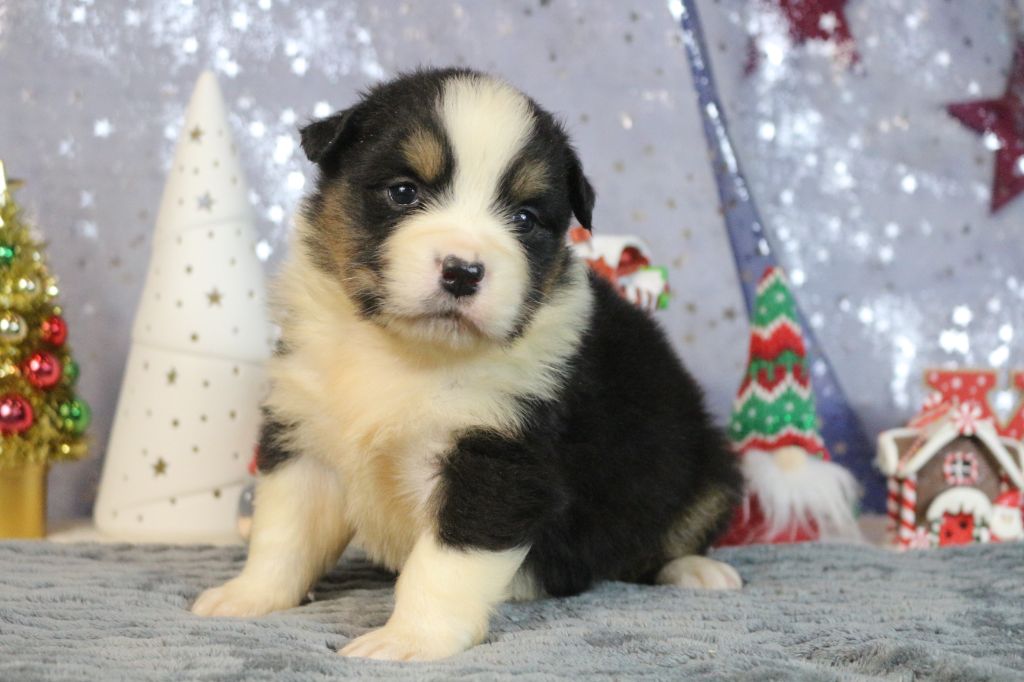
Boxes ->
[94,71,271,542]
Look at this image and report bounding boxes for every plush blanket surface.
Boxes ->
[1,541,1021,680]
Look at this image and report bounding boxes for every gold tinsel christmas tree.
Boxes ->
[0,161,89,538]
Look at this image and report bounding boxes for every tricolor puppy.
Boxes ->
[192,68,744,661]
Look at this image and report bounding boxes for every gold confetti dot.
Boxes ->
[190,332,199,342]
[153,458,168,475]
[213,488,222,499]
[171,418,179,428]
[166,368,177,385]
[189,125,204,142]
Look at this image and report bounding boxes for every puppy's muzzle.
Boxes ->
[440,255,485,299]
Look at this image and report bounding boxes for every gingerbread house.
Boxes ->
[878,399,1024,549]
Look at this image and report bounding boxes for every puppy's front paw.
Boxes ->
[340,622,474,662]
[656,555,743,590]
[191,576,298,617]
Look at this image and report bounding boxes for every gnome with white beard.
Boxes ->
[717,267,861,546]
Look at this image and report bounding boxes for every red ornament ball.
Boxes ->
[0,394,33,435]
[24,351,62,389]
[41,315,68,347]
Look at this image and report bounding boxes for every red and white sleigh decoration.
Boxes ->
[877,369,1024,550]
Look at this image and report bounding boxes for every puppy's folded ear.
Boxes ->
[299,108,357,172]
[566,149,596,232]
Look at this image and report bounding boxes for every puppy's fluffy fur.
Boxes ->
[192,68,744,661]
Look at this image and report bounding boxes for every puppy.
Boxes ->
[192,68,744,661]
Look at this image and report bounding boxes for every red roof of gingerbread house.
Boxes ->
[877,403,1024,489]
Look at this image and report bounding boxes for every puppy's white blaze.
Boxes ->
[440,76,536,211]
[341,534,528,659]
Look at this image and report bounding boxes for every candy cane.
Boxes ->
[886,477,901,542]
[898,475,917,549]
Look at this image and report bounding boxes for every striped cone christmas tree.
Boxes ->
[718,267,861,545]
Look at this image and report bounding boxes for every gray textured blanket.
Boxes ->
[1,541,1021,680]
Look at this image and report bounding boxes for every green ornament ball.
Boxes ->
[63,358,79,383]
[0,244,14,267]
[58,398,91,435]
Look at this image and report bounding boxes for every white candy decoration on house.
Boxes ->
[94,71,271,542]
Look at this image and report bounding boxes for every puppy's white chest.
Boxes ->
[269,341,511,570]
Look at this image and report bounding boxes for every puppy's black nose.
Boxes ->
[440,255,485,298]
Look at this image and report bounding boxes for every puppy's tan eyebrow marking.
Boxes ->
[508,157,549,201]
[401,127,445,183]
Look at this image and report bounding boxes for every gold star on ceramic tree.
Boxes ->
[189,126,204,142]
[166,368,177,385]
[196,192,214,211]
[153,458,168,476]
[206,288,223,306]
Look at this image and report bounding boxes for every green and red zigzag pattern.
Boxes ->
[728,267,829,460]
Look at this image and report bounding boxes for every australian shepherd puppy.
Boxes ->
[192,68,744,661]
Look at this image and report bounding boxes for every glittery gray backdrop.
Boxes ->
[0,1,1021,522]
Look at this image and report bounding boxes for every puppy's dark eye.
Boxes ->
[510,208,539,233]
[387,182,419,206]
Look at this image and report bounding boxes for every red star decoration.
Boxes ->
[947,40,1024,213]
[746,0,857,73]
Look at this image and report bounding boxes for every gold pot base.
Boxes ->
[0,461,48,538]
